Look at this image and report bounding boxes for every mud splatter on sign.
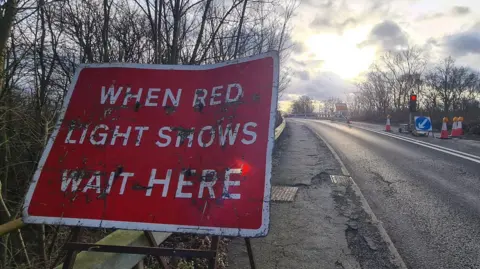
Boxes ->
[22,52,279,237]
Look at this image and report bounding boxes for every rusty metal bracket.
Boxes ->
[63,243,218,257]
[60,228,257,269]
[60,229,226,269]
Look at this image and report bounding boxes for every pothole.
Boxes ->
[311,172,331,184]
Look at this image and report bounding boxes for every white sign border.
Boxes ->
[22,51,279,237]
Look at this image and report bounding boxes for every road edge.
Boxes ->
[303,123,409,269]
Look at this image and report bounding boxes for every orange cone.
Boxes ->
[439,117,449,139]
[458,117,464,136]
[385,115,391,132]
[451,117,458,137]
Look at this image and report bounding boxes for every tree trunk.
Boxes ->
[170,0,181,64]
[102,0,110,62]
[36,2,51,266]
[158,0,162,63]
[152,0,163,64]
[233,0,247,59]
[190,0,212,64]
[0,0,17,100]
[278,16,287,52]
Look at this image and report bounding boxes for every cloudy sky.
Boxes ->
[280,0,480,111]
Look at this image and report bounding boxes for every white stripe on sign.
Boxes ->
[350,124,480,164]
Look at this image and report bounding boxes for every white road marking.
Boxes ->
[354,125,480,161]
[311,120,480,164]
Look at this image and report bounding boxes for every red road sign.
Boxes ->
[335,103,348,111]
[22,52,279,237]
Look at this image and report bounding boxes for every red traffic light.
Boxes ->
[410,95,417,101]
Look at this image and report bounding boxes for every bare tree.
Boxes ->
[291,95,314,114]
[0,0,303,267]
[425,57,457,113]
[358,70,390,115]
[353,51,480,122]
[323,97,342,114]
[378,46,426,110]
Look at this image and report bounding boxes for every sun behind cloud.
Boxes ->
[304,27,376,80]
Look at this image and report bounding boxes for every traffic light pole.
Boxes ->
[409,112,412,131]
[409,92,417,132]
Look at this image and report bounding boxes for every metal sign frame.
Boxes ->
[61,229,257,269]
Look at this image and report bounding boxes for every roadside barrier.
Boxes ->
[275,116,286,140]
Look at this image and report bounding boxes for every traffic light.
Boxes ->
[409,93,417,112]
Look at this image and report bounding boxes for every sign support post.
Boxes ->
[62,227,82,269]
[245,238,257,269]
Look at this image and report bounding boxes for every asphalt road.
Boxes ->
[295,118,480,269]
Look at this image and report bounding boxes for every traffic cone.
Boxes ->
[439,117,449,139]
[385,115,391,132]
[458,117,464,136]
[451,117,458,137]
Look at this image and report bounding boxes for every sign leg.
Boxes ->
[62,227,82,269]
[245,238,256,269]
[144,231,170,269]
[208,236,220,269]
